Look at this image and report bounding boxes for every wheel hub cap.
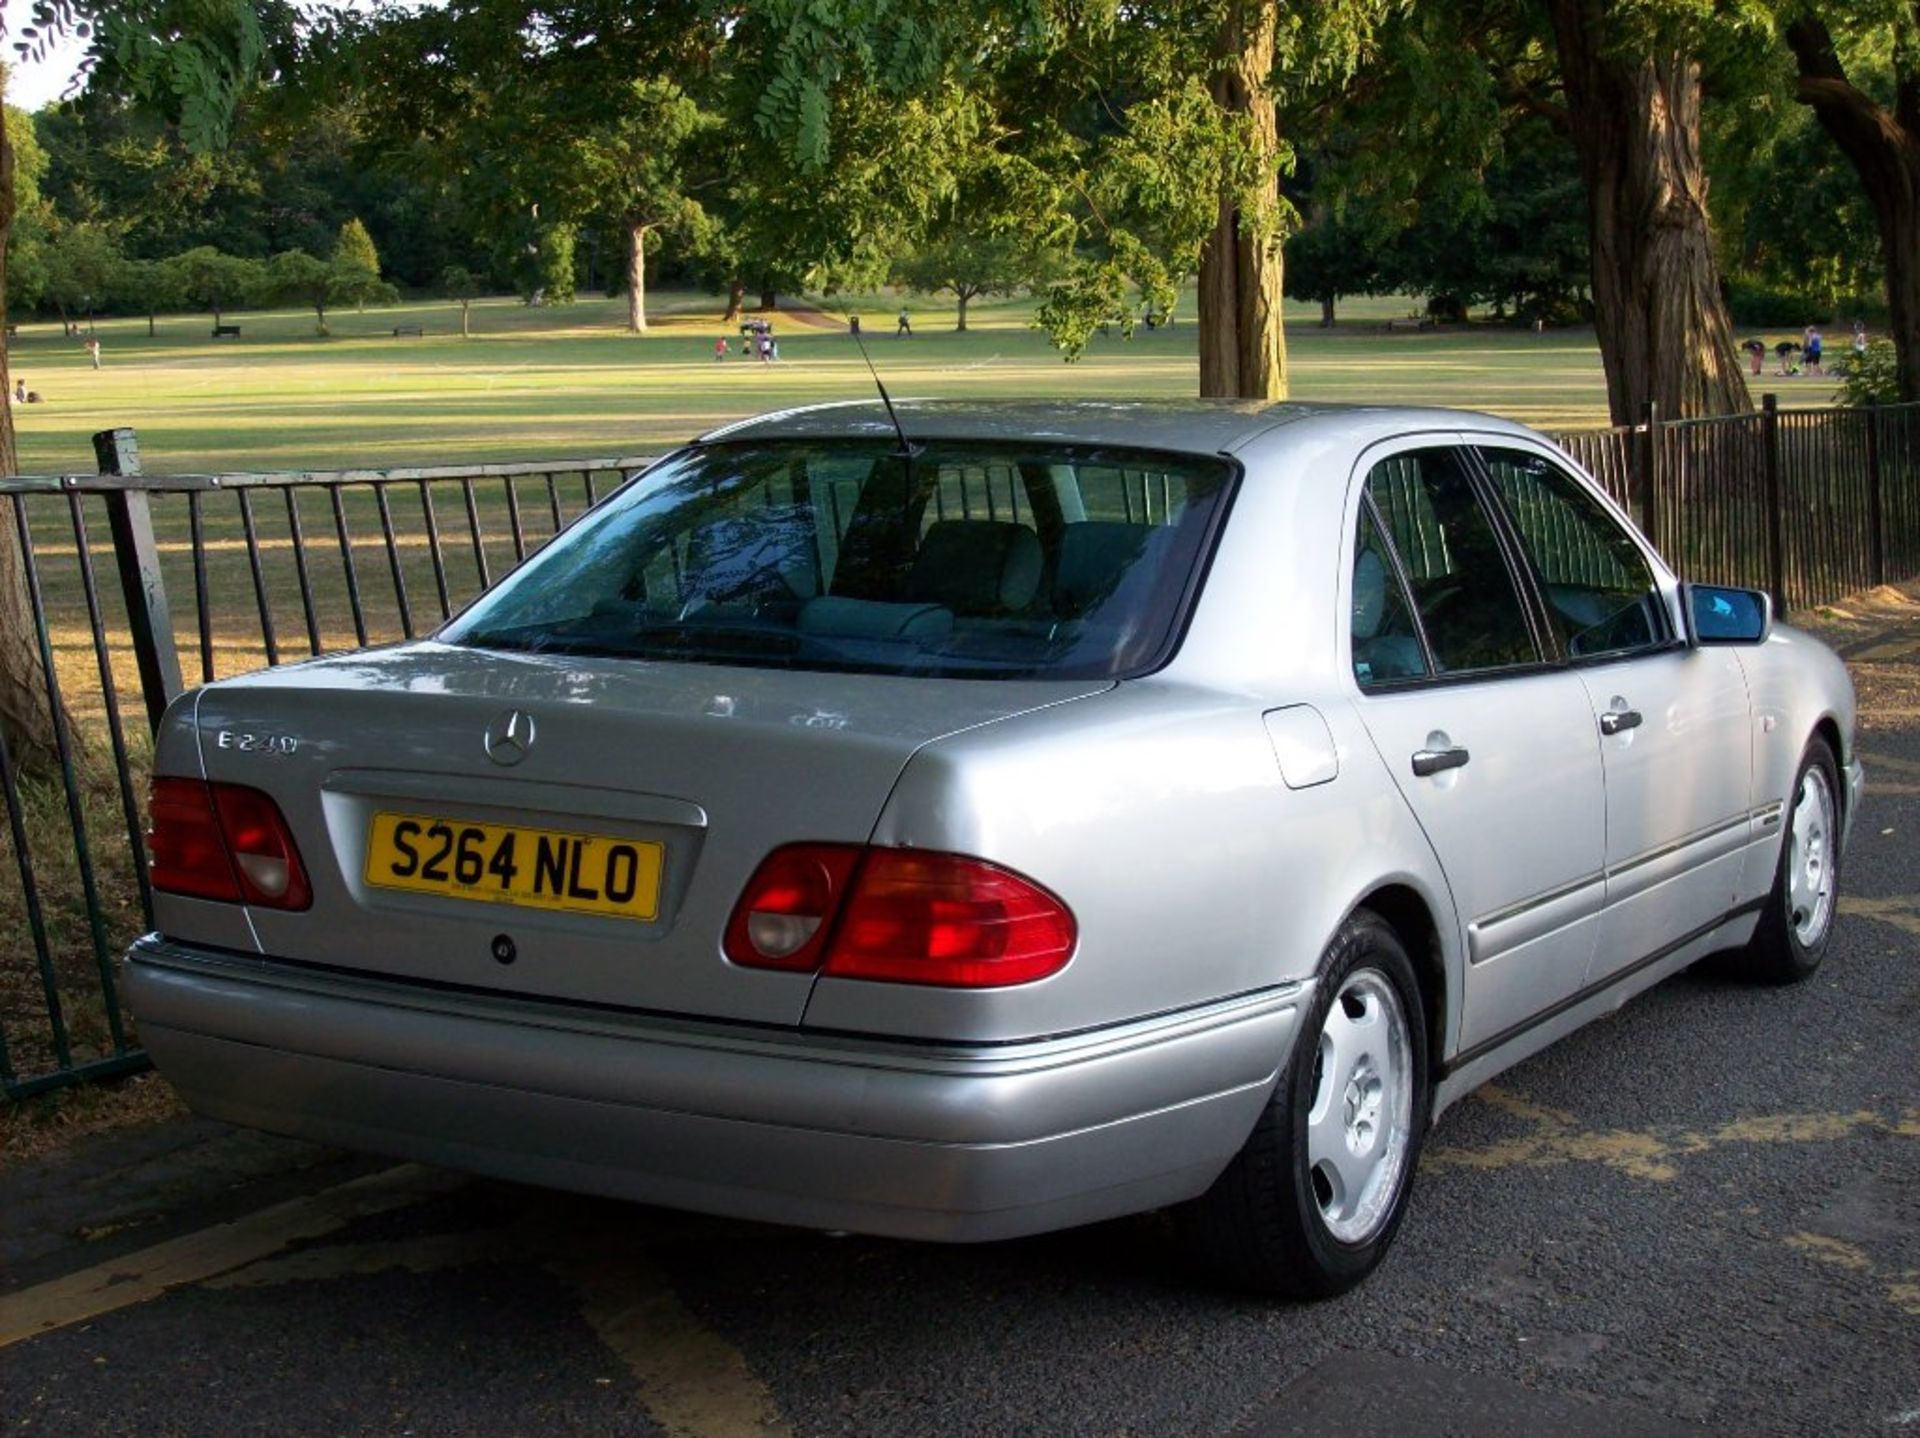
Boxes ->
[1306,969,1414,1245]
[1787,767,1837,947]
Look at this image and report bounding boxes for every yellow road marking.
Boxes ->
[204,1228,517,1290]
[1785,1232,1871,1271]
[1861,751,1920,779]
[0,1165,462,1348]
[1430,1086,1920,1181]
[1843,894,1920,937]
[550,1249,793,1438]
[1850,639,1920,662]
[1785,1234,1920,1316]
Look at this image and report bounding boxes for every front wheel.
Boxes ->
[1181,910,1429,1298]
[1747,738,1843,984]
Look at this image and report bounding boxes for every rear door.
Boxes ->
[1348,442,1607,1056]
[1473,443,1754,984]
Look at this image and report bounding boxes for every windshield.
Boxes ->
[442,439,1235,680]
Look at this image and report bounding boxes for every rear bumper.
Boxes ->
[124,937,1301,1242]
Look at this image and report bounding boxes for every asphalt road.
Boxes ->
[4,602,1917,1438]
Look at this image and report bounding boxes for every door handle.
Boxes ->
[1600,708,1644,736]
[1411,746,1470,777]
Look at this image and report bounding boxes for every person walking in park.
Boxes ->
[85,337,101,369]
[1804,325,1823,377]
[896,307,912,337]
[1853,321,1869,358]
[715,336,729,361]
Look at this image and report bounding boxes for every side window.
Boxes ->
[1351,504,1430,686]
[1479,447,1667,658]
[1364,448,1539,675]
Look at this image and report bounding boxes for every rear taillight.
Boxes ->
[148,777,311,911]
[723,844,861,971]
[725,845,1075,988]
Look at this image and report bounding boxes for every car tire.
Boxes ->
[1180,909,1429,1299]
[1746,738,1843,985]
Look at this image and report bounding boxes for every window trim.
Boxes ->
[1347,439,1551,690]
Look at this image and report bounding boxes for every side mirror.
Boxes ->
[1683,583,1773,646]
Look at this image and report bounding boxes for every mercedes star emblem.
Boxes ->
[483,709,537,767]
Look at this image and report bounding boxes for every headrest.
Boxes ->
[1353,546,1388,640]
[1052,522,1152,617]
[907,520,1043,616]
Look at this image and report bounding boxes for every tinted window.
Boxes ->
[1351,505,1430,686]
[443,441,1231,680]
[1365,449,1538,675]
[1479,447,1667,658]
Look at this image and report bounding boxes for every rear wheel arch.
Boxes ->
[1353,884,1447,1084]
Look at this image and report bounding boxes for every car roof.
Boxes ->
[697,399,1542,457]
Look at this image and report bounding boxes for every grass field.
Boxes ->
[8,288,1852,478]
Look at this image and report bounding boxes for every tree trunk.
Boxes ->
[460,300,471,339]
[956,288,971,332]
[723,281,745,323]
[1320,295,1335,329]
[1549,4,1748,424]
[1786,17,1920,403]
[1198,0,1287,400]
[0,75,60,765]
[148,311,157,338]
[626,222,649,335]
[759,288,777,311]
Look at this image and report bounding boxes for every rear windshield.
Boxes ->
[442,440,1234,679]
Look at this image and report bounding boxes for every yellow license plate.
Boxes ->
[363,811,664,921]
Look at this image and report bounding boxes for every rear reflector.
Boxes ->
[725,845,1075,988]
[149,777,312,911]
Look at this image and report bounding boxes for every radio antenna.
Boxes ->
[841,300,920,458]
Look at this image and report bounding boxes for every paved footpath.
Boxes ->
[3,591,1918,1438]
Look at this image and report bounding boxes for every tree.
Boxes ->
[42,221,123,333]
[1541,0,1752,422]
[1776,8,1920,401]
[112,253,189,336]
[267,249,395,334]
[332,216,380,276]
[441,263,480,338]
[0,0,266,760]
[894,108,1072,330]
[173,245,263,328]
[561,80,711,335]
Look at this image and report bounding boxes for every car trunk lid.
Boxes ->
[186,641,1106,1024]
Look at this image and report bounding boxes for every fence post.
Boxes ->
[93,428,184,734]
[1637,399,1662,551]
[1866,400,1886,588]
[1761,394,1788,618]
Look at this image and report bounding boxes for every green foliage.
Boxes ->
[111,252,188,319]
[266,248,394,333]
[332,218,379,276]
[43,220,123,318]
[171,243,262,320]
[530,225,576,305]
[1836,337,1900,405]
[6,105,48,213]
[440,264,479,300]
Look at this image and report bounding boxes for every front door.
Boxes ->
[1473,443,1754,984]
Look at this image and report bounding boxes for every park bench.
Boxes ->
[392,324,425,337]
[211,324,242,339]
[1383,316,1431,333]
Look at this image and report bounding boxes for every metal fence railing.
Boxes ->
[3,397,1919,1099]
[0,435,643,1100]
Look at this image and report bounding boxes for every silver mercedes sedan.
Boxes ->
[125,400,1861,1297]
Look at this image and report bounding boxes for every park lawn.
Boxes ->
[9,287,1844,479]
